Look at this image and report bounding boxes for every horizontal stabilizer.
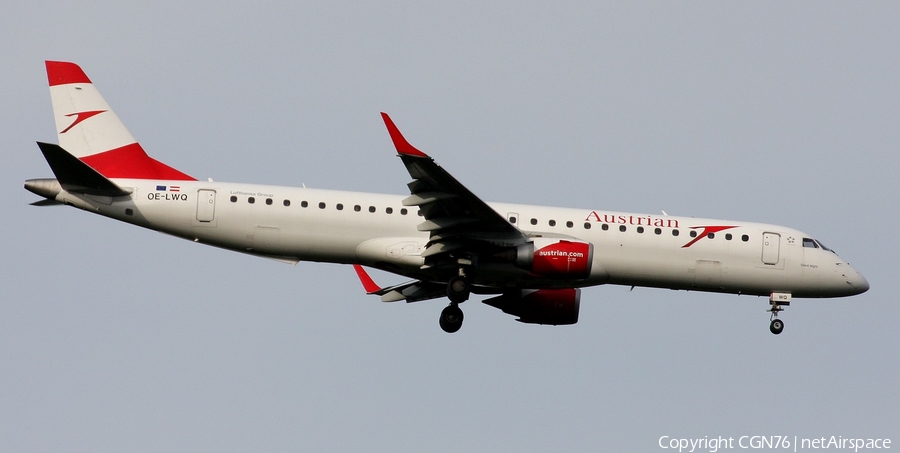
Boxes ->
[29,199,63,207]
[36,142,131,197]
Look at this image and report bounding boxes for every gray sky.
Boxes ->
[2,2,898,451]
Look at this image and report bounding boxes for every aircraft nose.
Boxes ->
[844,265,869,295]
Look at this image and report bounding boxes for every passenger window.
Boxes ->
[369,206,376,213]
[672,229,679,236]
[509,216,517,224]
[530,218,538,225]
[266,198,273,205]
[354,205,361,212]
[230,196,237,203]
[301,201,308,208]
[401,208,408,215]
[690,231,697,238]
[707,233,714,239]
[386,207,393,214]
[549,220,556,227]
[619,225,626,232]
[248,197,255,204]
[318,202,326,209]
[654,228,662,235]
[584,222,591,229]
[601,224,609,231]
[283,200,291,207]
[636,226,644,233]
[336,203,344,211]
[566,221,573,228]
[742,234,749,242]
[725,233,732,240]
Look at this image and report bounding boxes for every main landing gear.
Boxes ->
[439,304,464,333]
[446,275,470,303]
[768,292,791,335]
[440,268,471,333]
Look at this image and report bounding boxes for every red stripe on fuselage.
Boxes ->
[46,61,92,86]
[79,143,196,181]
[681,225,738,248]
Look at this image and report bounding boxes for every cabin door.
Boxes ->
[761,232,780,265]
[197,189,217,222]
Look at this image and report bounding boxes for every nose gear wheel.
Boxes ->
[767,295,789,335]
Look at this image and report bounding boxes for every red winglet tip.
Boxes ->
[380,112,428,157]
[46,61,92,86]
[353,265,382,294]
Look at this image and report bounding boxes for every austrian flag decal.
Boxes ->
[148,185,188,201]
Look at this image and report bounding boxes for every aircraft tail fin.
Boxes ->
[45,61,195,181]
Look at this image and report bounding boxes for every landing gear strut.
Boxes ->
[446,274,470,303]
[441,266,470,332]
[439,304,464,333]
[768,292,791,335]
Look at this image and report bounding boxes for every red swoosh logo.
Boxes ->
[682,225,737,248]
[60,110,106,134]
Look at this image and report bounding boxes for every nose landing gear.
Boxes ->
[768,292,791,335]
[769,318,784,335]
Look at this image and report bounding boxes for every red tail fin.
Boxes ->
[46,61,195,181]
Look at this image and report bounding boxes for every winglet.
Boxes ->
[380,112,429,158]
[353,265,382,294]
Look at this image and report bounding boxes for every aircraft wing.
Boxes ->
[353,265,447,302]
[380,113,528,270]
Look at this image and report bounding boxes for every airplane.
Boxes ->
[25,61,869,335]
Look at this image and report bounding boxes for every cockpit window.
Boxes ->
[804,237,836,253]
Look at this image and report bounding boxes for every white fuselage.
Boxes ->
[48,178,869,299]
[31,60,870,336]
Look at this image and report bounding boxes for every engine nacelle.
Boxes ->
[515,238,593,279]
[483,288,581,325]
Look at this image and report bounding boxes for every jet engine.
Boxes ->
[515,238,593,279]
[483,288,581,325]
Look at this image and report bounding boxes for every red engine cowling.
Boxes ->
[516,238,594,279]
[483,288,581,325]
